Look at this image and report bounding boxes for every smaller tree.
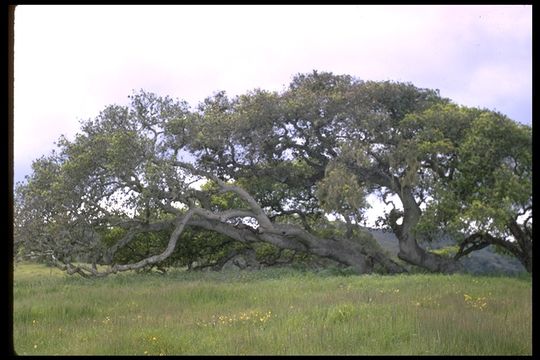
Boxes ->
[410,108,532,272]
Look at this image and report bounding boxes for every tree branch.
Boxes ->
[53,209,196,277]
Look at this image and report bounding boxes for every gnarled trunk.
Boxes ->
[51,162,409,278]
[455,226,532,274]
[391,186,462,273]
[508,220,532,273]
[190,217,405,274]
[54,206,408,277]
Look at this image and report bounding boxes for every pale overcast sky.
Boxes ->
[13,5,532,223]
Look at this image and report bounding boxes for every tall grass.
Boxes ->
[13,262,531,355]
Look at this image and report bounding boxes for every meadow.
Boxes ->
[13,262,532,355]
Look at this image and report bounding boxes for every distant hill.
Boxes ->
[366,228,526,275]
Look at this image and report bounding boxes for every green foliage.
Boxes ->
[316,161,368,223]
[100,225,251,271]
[201,180,247,211]
[405,105,531,269]
[254,242,281,262]
[178,227,248,270]
[428,246,460,259]
[14,71,532,275]
[452,112,531,233]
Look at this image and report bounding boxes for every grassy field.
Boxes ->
[12,262,532,355]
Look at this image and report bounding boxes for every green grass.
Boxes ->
[13,262,532,355]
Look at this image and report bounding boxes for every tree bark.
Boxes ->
[456,230,532,274]
[343,159,457,273]
[507,220,532,273]
[392,186,462,273]
[190,216,377,274]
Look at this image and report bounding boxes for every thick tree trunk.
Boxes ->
[508,220,532,273]
[517,252,532,273]
[396,232,462,273]
[189,217,377,274]
[185,176,406,275]
[392,186,462,273]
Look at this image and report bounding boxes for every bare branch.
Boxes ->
[454,234,491,260]
[53,209,196,277]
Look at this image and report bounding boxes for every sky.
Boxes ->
[13,5,532,225]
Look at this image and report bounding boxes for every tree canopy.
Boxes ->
[14,71,532,276]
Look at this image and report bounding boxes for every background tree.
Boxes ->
[410,109,532,272]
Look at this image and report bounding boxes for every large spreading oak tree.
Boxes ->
[14,71,532,276]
